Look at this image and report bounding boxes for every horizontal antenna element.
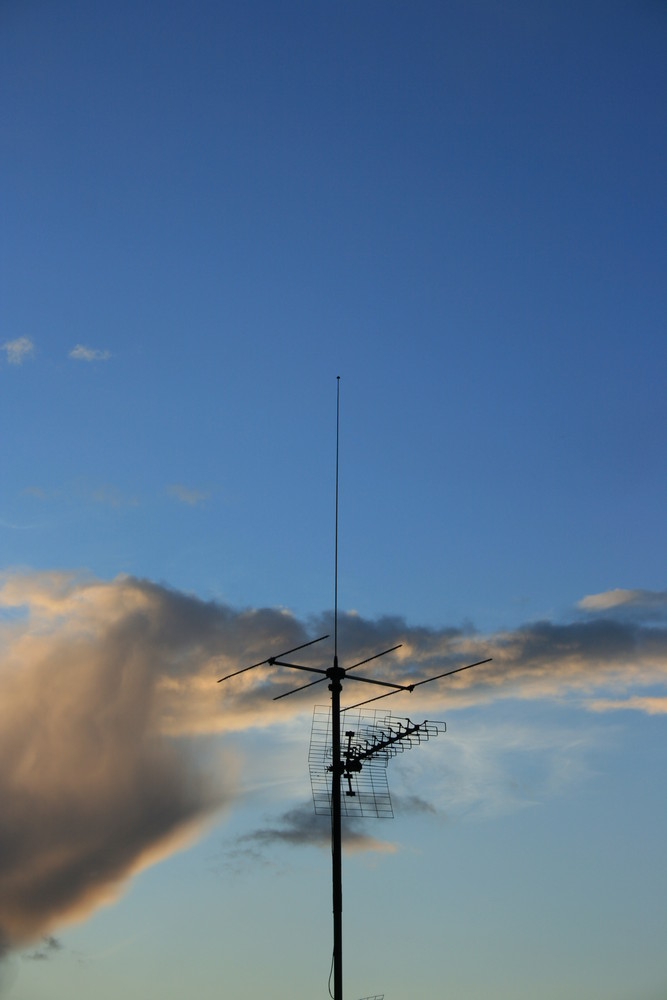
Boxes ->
[216,634,329,682]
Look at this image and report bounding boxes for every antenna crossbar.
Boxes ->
[342,656,492,711]
[270,660,328,675]
[216,634,329,683]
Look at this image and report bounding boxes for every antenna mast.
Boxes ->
[331,374,343,997]
[217,378,492,1000]
[334,374,340,660]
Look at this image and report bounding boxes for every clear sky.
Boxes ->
[1,2,666,998]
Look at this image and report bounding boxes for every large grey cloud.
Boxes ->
[1,572,665,952]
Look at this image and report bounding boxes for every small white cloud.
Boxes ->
[167,484,210,507]
[2,337,34,365]
[579,589,640,611]
[69,345,111,362]
[578,589,667,620]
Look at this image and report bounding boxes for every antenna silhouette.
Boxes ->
[218,378,492,1000]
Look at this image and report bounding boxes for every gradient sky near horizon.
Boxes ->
[1,2,666,999]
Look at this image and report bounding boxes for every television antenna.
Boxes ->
[218,377,491,1000]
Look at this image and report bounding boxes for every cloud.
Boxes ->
[69,345,111,362]
[167,484,210,506]
[391,792,438,816]
[1,338,34,365]
[0,571,665,951]
[23,936,62,961]
[0,518,36,531]
[229,804,396,857]
[0,948,17,994]
[588,695,667,715]
[418,718,599,820]
[23,484,138,509]
[90,485,139,508]
[0,572,242,951]
[578,588,667,622]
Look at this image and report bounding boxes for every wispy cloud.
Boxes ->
[0,518,38,531]
[578,588,667,621]
[69,344,111,362]
[20,484,136,509]
[588,695,667,715]
[167,484,210,506]
[90,485,138,508]
[1,338,34,365]
[391,792,438,816]
[418,718,599,820]
[23,936,62,961]
[0,573,664,951]
[233,804,396,856]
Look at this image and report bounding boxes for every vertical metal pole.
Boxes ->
[332,376,343,999]
[330,660,343,1000]
[334,375,340,663]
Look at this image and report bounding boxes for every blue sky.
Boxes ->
[1,2,666,999]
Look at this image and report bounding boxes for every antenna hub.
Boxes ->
[326,659,345,686]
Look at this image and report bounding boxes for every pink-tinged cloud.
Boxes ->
[1,572,665,950]
[578,588,667,619]
[588,695,667,715]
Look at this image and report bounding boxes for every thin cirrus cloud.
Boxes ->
[22,484,137,509]
[90,485,139,508]
[69,344,111,362]
[1,337,34,365]
[1,341,112,365]
[167,484,210,506]
[0,571,665,953]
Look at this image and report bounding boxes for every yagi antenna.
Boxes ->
[217,378,492,1000]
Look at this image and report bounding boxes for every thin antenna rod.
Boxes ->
[272,644,404,702]
[334,376,340,661]
[216,634,329,682]
[343,656,492,712]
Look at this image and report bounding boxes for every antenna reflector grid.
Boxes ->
[309,706,401,819]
